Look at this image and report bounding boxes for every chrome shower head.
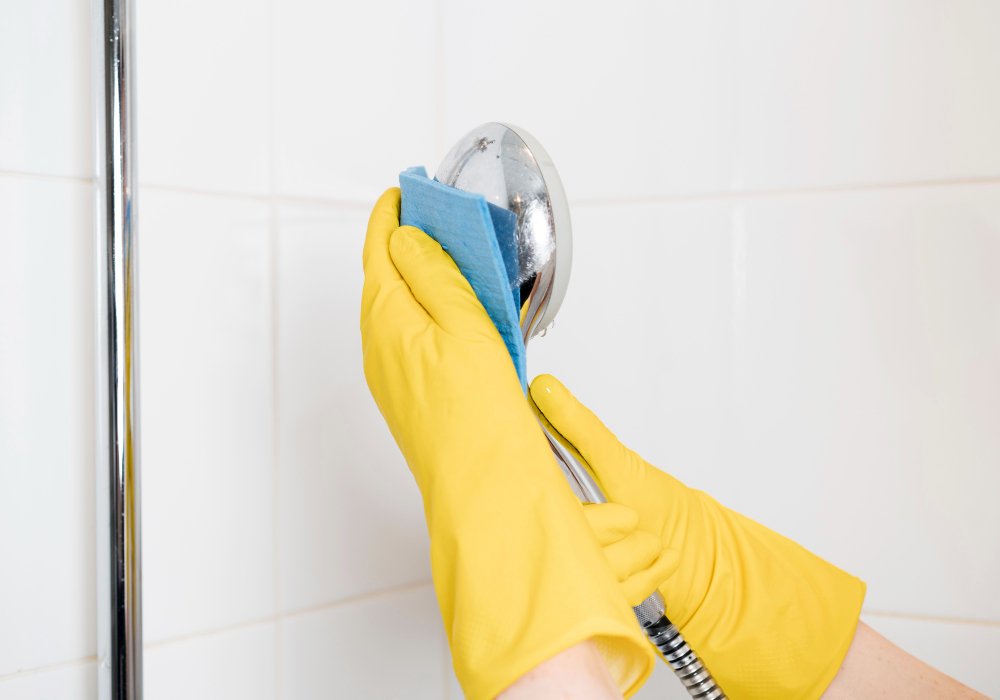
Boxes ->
[434,122,572,342]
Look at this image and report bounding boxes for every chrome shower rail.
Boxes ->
[94,0,142,697]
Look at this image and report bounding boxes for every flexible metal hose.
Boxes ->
[633,595,726,699]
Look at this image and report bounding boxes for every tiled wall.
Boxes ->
[2,1,998,698]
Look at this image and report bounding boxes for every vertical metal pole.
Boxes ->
[94,0,142,696]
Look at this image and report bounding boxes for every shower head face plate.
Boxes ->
[435,123,571,342]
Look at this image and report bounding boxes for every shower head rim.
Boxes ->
[434,122,572,342]
[496,122,572,340]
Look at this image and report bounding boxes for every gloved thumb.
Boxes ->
[388,226,493,337]
[581,502,639,546]
[582,503,680,607]
[529,374,644,497]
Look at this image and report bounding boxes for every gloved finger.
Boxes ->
[529,374,640,494]
[361,188,416,324]
[388,226,495,336]
[582,503,639,547]
[602,530,661,583]
[621,547,680,608]
[362,187,402,276]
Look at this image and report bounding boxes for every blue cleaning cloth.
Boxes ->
[399,166,527,391]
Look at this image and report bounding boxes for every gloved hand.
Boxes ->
[360,189,655,699]
[530,374,867,700]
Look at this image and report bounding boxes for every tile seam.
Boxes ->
[135,183,372,209]
[265,0,283,696]
[573,174,1000,207]
[433,0,445,157]
[141,580,434,652]
[863,609,1000,629]
[0,169,94,185]
[144,616,278,651]
[0,656,98,684]
[126,175,1000,210]
[279,579,435,621]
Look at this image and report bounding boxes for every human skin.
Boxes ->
[498,640,620,700]
[822,621,987,700]
[499,622,989,700]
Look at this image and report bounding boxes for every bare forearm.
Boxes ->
[823,621,987,699]
[497,640,623,700]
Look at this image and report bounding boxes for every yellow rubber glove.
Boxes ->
[530,374,867,700]
[360,189,655,699]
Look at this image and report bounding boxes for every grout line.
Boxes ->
[279,579,435,621]
[138,183,269,202]
[432,0,446,157]
[442,624,454,699]
[0,656,98,684]
[269,205,283,687]
[128,174,1000,211]
[7,169,993,207]
[728,204,749,479]
[143,579,435,652]
[269,184,282,700]
[144,616,278,651]
[0,169,94,185]
[137,182,372,210]
[572,174,1000,208]
[265,1,283,697]
[863,609,1000,629]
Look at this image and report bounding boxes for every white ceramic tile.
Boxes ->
[136,0,270,194]
[448,657,461,699]
[865,615,1000,698]
[275,203,430,612]
[272,0,436,201]
[631,663,694,700]
[0,177,94,674]
[139,190,274,642]
[526,201,736,487]
[735,1,1000,189]
[281,585,446,699]
[731,184,1000,621]
[0,662,96,700]
[0,0,90,178]
[441,1,738,202]
[145,622,276,700]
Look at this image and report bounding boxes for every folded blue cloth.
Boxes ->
[399,167,527,391]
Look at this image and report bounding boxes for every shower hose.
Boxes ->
[543,429,727,699]
[633,593,726,699]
